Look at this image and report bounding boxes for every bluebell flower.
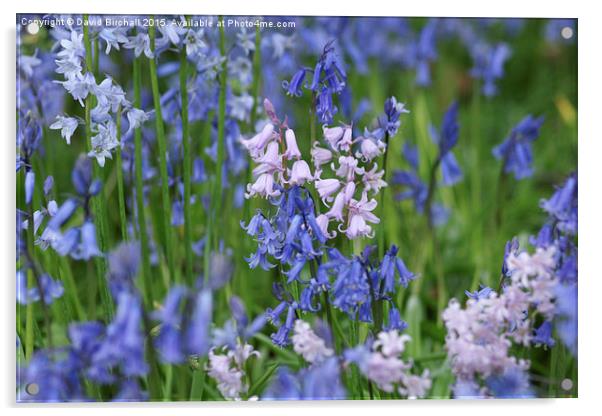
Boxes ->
[72,155,102,198]
[16,270,64,305]
[392,144,450,226]
[379,245,415,293]
[485,368,535,398]
[330,255,370,316]
[383,307,408,332]
[184,289,213,356]
[107,242,140,296]
[25,170,35,205]
[282,68,306,96]
[430,101,463,186]
[413,19,438,87]
[90,291,149,381]
[113,379,148,402]
[554,283,577,355]
[18,349,85,402]
[452,379,482,399]
[493,115,544,180]
[263,357,346,400]
[465,285,494,301]
[540,173,577,235]
[152,286,187,364]
[470,42,512,97]
[532,321,555,348]
[501,237,520,277]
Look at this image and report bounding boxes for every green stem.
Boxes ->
[133,55,154,308]
[115,106,128,242]
[180,45,193,286]
[377,133,390,259]
[212,17,227,251]
[83,15,112,321]
[148,20,177,285]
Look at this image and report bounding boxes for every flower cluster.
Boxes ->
[206,342,260,399]
[311,97,408,240]
[345,330,431,398]
[283,40,347,123]
[493,114,544,180]
[443,240,559,398]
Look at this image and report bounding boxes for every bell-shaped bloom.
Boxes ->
[284,128,301,160]
[311,143,333,168]
[240,123,275,157]
[288,160,313,186]
[315,178,341,202]
[322,125,344,149]
[245,173,280,199]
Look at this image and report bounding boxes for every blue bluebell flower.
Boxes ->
[383,307,408,332]
[470,42,511,97]
[263,357,346,400]
[412,19,438,87]
[465,285,494,301]
[379,245,416,293]
[282,68,307,96]
[554,283,577,355]
[18,348,85,402]
[152,286,187,363]
[90,291,149,381]
[493,115,544,180]
[16,270,64,305]
[430,101,462,186]
[184,289,213,355]
[107,242,140,296]
[540,173,577,235]
[532,321,555,348]
[485,368,535,398]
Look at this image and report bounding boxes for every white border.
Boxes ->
[2,1,600,415]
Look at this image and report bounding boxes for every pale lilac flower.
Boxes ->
[88,121,119,167]
[245,173,280,199]
[240,123,275,157]
[315,214,335,239]
[373,331,411,357]
[334,155,364,182]
[292,320,334,364]
[206,342,259,399]
[311,143,333,168]
[230,93,254,122]
[399,370,432,399]
[60,72,96,106]
[322,125,344,149]
[358,137,383,161]
[362,164,387,194]
[315,178,341,202]
[57,30,85,60]
[288,160,313,186]
[20,53,41,78]
[183,29,206,57]
[326,191,346,221]
[284,129,301,160]
[124,33,153,58]
[50,115,78,145]
[126,108,149,136]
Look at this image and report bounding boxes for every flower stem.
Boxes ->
[83,16,112,320]
[115,106,128,242]
[377,132,390,259]
[179,45,193,286]
[213,17,227,250]
[148,20,177,285]
[133,55,154,308]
